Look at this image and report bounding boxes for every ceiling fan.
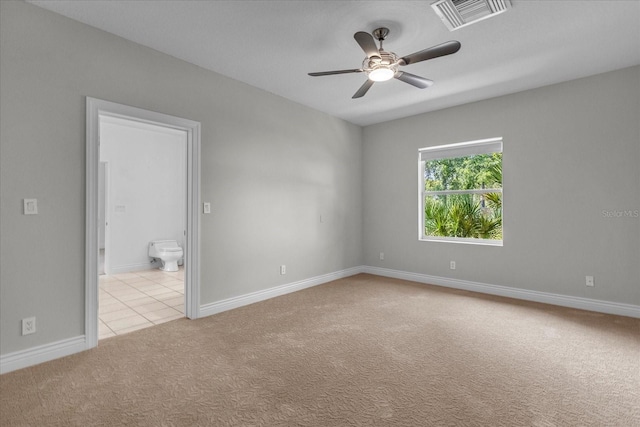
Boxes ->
[308,28,461,99]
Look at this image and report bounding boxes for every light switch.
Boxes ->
[24,199,38,215]
[203,202,211,214]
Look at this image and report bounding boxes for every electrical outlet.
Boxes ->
[380,252,384,260]
[203,202,211,214]
[586,276,594,287]
[450,261,456,270]
[23,199,38,215]
[280,265,286,275]
[22,317,36,335]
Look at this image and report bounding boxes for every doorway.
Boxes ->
[85,97,201,349]
[98,116,187,338]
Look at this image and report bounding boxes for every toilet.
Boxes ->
[148,240,183,272]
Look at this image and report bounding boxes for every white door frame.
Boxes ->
[99,161,110,275]
[85,97,201,349]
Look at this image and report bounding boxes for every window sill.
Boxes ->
[419,236,503,246]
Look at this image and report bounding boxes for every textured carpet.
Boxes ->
[1,274,639,426]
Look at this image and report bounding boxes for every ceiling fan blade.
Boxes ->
[354,31,380,58]
[309,68,364,77]
[400,40,461,66]
[352,79,374,99]
[394,71,434,89]
[308,69,363,77]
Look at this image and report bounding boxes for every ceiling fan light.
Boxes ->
[368,67,395,82]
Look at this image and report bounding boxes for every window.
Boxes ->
[418,138,503,245]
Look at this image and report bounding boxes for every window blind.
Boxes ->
[419,137,502,162]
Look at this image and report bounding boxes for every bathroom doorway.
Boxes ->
[86,97,201,349]
[97,116,187,338]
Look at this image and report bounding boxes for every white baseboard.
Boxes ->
[0,336,87,374]
[0,267,363,374]
[108,262,155,274]
[199,266,363,318]
[4,265,635,374]
[363,266,640,318]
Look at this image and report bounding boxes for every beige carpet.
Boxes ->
[1,274,639,426]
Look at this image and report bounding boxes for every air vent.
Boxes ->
[431,0,511,31]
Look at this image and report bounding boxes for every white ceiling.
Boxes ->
[28,0,640,126]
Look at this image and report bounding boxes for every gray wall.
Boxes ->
[1,0,638,361]
[0,1,363,355]
[363,66,640,305]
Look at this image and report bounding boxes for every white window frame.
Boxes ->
[418,137,503,246]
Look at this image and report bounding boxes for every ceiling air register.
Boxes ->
[432,0,512,31]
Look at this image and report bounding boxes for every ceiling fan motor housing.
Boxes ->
[363,51,399,77]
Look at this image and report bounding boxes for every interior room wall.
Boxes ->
[0,1,363,356]
[363,65,640,306]
[1,0,637,367]
[99,116,186,274]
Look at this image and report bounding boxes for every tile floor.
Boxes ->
[99,267,184,339]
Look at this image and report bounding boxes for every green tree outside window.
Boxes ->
[423,152,502,240]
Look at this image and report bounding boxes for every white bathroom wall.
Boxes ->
[99,116,186,274]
